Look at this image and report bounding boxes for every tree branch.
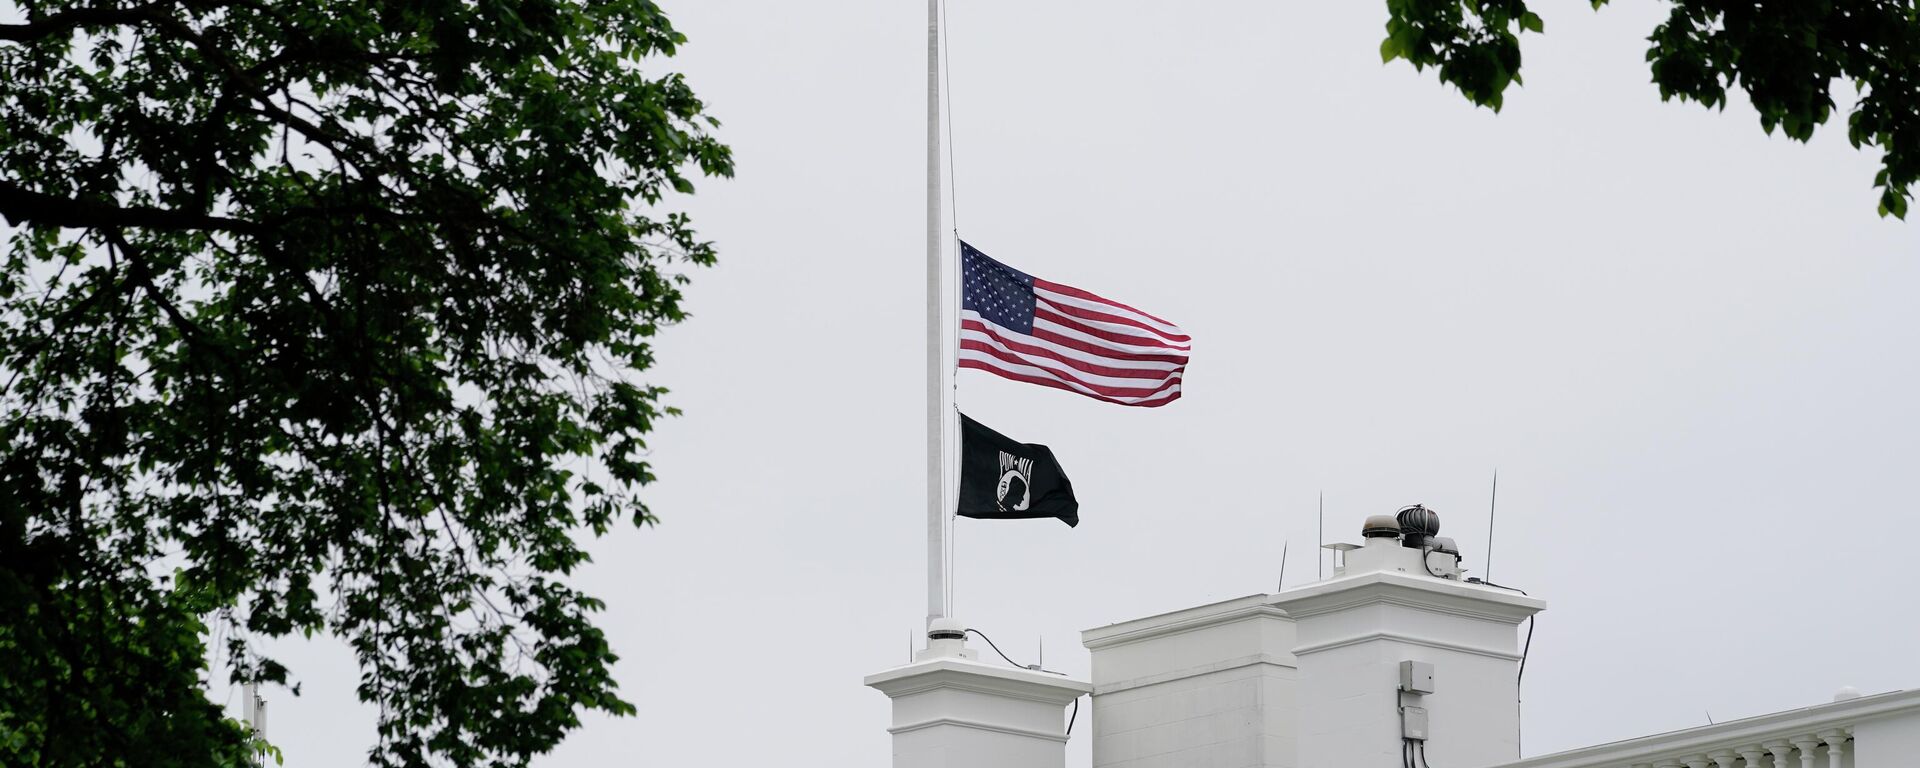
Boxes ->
[0,180,259,234]
[100,229,217,349]
[0,3,170,44]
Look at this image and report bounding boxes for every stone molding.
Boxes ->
[887,717,1072,744]
[1092,652,1296,695]
[865,657,1091,706]
[1290,629,1525,662]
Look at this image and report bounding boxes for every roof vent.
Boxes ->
[1362,515,1402,539]
[1397,504,1440,549]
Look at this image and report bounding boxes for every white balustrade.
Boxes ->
[1610,734,1849,768]
[1764,740,1795,768]
[1818,728,1849,768]
[1489,690,1914,768]
[1790,734,1822,768]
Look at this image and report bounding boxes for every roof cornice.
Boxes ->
[1082,593,1289,651]
[1268,570,1545,624]
[864,657,1090,705]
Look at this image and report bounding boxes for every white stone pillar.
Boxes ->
[1080,594,1297,767]
[867,622,1091,768]
[1269,536,1544,768]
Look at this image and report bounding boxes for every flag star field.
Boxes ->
[962,242,1037,334]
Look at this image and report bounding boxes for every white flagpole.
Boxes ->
[924,0,947,630]
[242,682,267,766]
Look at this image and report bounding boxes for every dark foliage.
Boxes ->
[0,0,731,765]
[1381,0,1920,217]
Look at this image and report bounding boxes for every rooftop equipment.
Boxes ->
[1362,515,1403,539]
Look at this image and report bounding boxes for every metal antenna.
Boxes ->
[1317,491,1324,580]
[1277,540,1289,592]
[1485,470,1499,581]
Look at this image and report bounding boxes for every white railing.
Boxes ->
[1488,689,1920,768]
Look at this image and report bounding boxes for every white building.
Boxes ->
[867,507,1920,768]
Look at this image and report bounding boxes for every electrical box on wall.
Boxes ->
[1401,706,1429,740]
[1399,660,1434,694]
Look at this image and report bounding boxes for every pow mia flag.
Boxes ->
[957,413,1079,527]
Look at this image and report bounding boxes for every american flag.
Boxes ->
[959,241,1189,407]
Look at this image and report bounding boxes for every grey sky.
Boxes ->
[250,1,1920,765]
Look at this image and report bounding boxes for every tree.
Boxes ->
[0,0,731,765]
[1379,0,1920,218]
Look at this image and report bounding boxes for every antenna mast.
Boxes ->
[1277,540,1289,592]
[1316,491,1324,580]
[1484,470,1498,581]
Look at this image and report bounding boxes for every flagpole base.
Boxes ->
[917,616,976,661]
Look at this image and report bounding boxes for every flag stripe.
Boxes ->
[962,323,1183,389]
[959,343,1181,395]
[960,334,1182,384]
[1027,328,1187,366]
[1034,278,1184,332]
[959,356,1182,407]
[1033,313,1189,358]
[962,315,1184,371]
[1035,304,1190,351]
[1034,287,1190,342]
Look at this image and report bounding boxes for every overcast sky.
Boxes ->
[247,1,1920,765]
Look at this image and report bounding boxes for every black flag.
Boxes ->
[957,413,1079,527]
